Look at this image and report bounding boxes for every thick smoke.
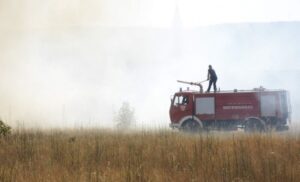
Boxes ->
[0,0,299,129]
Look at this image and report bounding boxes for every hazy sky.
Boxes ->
[1,0,300,29]
[0,0,299,128]
[181,0,300,27]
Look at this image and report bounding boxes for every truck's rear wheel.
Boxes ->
[181,119,202,133]
[244,118,266,133]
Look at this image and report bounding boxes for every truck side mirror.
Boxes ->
[170,95,174,103]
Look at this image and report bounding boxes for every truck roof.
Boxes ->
[176,88,287,95]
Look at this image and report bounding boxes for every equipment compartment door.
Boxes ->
[196,97,215,115]
[260,95,276,117]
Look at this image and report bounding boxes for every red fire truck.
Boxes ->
[169,83,291,132]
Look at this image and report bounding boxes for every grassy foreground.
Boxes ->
[0,130,300,182]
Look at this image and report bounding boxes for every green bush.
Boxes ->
[0,120,11,136]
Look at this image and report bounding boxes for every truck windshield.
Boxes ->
[173,95,189,106]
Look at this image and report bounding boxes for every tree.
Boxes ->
[0,120,11,136]
[114,102,136,129]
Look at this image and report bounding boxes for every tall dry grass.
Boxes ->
[0,129,299,182]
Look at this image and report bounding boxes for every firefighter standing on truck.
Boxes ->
[206,65,218,92]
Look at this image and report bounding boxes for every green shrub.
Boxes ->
[0,120,11,136]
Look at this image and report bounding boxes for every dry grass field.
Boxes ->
[0,129,300,182]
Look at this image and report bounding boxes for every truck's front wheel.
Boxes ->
[181,119,202,133]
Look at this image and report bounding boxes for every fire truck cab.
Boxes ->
[169,88,291,132]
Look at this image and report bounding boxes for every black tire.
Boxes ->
[244,118,266,133]
[181,119,202,133]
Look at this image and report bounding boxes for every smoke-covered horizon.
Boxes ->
[1,1,300,129]
[1,22,300,128]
